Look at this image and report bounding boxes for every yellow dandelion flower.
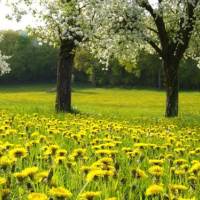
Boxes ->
[180,164,189,171]
[178,197,195,200]
[31,131,40,138]
[173,159,187,165]
[79,191,101,200]
[0,177,6,185]
[34,171,49,182]
[191,160,199,165]
[96,157,113,165]
[0,156,16,168]
[174,169,186,175]
[56,149,67,157]
[132,168,148,179]
[188,175,197,181]
[55,156,67,165]
[86,169,107,182]
[13,172,28,181]
[48,145,60,155]
[28,193,48,200]
[9,147,27,158]
[126,149,142,158]
[189,162,200,174]
[149,159,164,166]
[148,165,164,176]
[169,184,188,192]
[122,147,132,153]
[49,187,72,198]
[22,167,39,178]
[0,188,10,199]
[81,166,93,174]
[145,184,164,197]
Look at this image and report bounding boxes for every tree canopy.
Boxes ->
[82,0,200,117]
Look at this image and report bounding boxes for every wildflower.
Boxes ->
[95,149,118,157]
[0,177,6,185]
[122,147,132,153]
[56,149,67,157]
[148,165,164,176]
[132,168,148,179]
[188,176,197,182]
[0,156,16,168]
[13,172,28,181]
[134,143,150,149]
[149,159,164,166]
[169,184,188,193]
[9,147,27,158]
[178,197,195,200]
[189,162,200,174]
[86,169,113,182]
[79,191,101,200]
[0,189,10,199]
[180,164,189,171]
[145,184,164,197]
[31,131,40,138]
[55,156,67,165]
[22,167,39,178]
[69,148,87,160]
[28,193,48,200]
[96,157,113,165]
[174,169,186,176]
[34,171,49,182]
[126,149,142,158]
[49,187,72,198]
[173,159,187,166]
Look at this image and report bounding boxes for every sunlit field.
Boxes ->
[0,84,200,122]
[1,84,200,199]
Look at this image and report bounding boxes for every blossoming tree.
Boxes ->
[84,0,200,117]
[8,0,86,112]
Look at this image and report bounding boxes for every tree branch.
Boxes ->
[175,0,200,59]
[146,39,162,57]
[137,0,168,50]
[146,26,159,35]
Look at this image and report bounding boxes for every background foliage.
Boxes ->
[0,30,200,89]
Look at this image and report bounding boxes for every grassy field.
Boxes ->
[1,84,200,199]
[0,84,200,124]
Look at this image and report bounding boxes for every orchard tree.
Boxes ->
[84,0,200,117]
[0,35,10,75]
[7,0,86,112]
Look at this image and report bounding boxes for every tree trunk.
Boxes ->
[91,67,97,87]
[163,58,179,117]
[158,67,162,89]
[55,40,74,113]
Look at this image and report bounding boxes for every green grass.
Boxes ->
[0,83,200,125]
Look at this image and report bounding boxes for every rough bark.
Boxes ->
[163,58,179,117]
[91,67,97,87]
[55,39,74,113]
[157,67,162,89]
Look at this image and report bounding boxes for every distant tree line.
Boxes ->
[1,30,200,90]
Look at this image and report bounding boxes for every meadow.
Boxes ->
[0,84,200,123]
[0,84,200,200]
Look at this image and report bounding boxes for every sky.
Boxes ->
[0,1,36,30]
[0,0,157,31]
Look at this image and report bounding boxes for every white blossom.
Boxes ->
[0,35,10,76]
